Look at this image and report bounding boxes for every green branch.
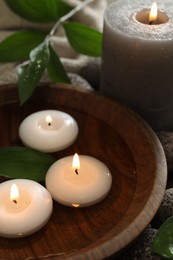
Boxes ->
[49,0,95,36]
[0,0,102,105]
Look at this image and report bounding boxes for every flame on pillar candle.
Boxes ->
[149,2,158,24]
[10,184,19,204]
[72,153,80,175]
[45,115,52,126]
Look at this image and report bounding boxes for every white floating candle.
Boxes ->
[100,0,173,130]
[45,154,112,208]
[19,110,78,152]
[0,179,53,238]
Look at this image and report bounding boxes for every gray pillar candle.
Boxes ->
[100,0,173,131]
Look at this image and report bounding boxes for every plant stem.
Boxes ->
[49,0,95,36]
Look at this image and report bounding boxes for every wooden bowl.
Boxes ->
[0,84,167,259]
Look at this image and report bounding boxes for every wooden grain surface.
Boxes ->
[0,84,167,259]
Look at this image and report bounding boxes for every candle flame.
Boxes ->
[149,2,158,23]
[45,115,52,126]
[72,153,80,170]
[10,184,19,202]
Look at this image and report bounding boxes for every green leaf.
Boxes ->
[0,146,55,182]
[5,0,72,23]
[151,216,173,259]
[47,45,70,83]
[63,22,103,57]
[0,30,47,62]
[18,41,50,105]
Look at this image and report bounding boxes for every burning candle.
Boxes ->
[0,179,53,238]
[149,2,158,24]
[45,154,112,207]
[100,0,173,131]
[19,110,78,152]
[136,2,168,25]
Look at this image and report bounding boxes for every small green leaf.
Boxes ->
[18,41,50,105]
[151,216,173,259]
[63,22,102,57]
[0,146,55,182]
[47,45,70,83]
[5,0,72,23]
[0,31,47,62]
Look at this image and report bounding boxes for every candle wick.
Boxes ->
[48,122,51,126]
[149,20,153,25]
[13,199,17,204]
[75,169,79,175]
